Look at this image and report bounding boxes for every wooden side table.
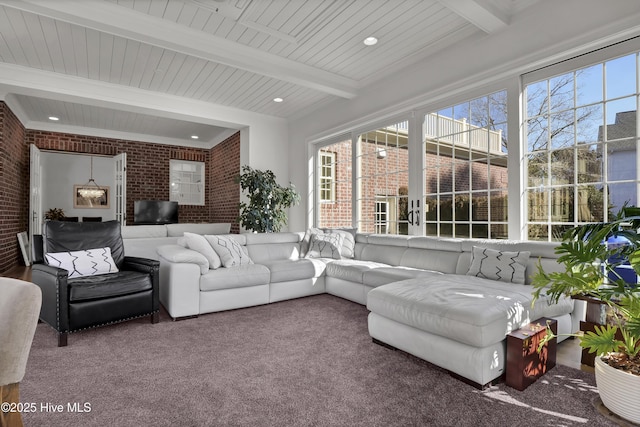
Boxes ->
[578,296,624,367]
[506,317,557,391]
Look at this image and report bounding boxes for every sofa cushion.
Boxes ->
[199,264,270,291]
[367,275,574,348]
[261,258,328,283]
[362,267,443,288]
[183,233,222,269]
[68,270,152,302]
[306,232,345,259]
[208,235,253,267]
[325,259,390,284]
[466,246,530,284]
[45,247,119,278]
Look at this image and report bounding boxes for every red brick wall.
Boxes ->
[25,131,219,224]
[319,140,353,228]
[210,132,241,233]
[0,102,28,272]
[0,100,242,273]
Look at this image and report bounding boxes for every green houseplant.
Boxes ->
[44,208,65,221]
[235,165,300,233]
[531,206,640,423]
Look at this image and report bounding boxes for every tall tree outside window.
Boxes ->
[524,52,639,241]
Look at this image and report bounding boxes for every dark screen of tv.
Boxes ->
[134,200,178,225]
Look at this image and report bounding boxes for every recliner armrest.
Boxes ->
[122,256,160,274]
[31,264,69,331]
[122,256,160,311]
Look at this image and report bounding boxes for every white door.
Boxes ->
[114,152,127,225]
[29,144,42,246]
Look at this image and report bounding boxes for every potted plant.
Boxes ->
[531,206,640,424]
[44,208,65,221]
[235,165,300,233]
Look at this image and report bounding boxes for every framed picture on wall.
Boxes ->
[73,185,111,209]
[17,231,31,266]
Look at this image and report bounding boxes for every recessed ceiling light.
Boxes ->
[273,97,284,103]
[191,135,199,139]
[48,116,59,121]
[363,36,378,46]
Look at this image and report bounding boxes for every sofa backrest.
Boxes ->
[402,237,463,274]
[121,225,168,239]
[355,234,463,274]
[357,234,409,265]
[245,232,302,263]
[355,233,562,285]
[455,239,561,285]
[120,223,232,239]
[165,223,231,237]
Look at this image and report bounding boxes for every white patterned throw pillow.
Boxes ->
[45,247,119,278]
[322,228,356,259]
[466,246,530,284]
[207,235,253,267]
[306,232,345,259]
[183,232,222,269]
[300,227,323,257]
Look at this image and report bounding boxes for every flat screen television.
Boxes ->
[134,200,179,225]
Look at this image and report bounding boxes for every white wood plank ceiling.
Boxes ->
[0,0,538,146]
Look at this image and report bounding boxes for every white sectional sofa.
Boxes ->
[155,231,585,388]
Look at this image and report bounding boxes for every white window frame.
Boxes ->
[169,159,205,206]
[319,150,336,203]
[374,198,390,234]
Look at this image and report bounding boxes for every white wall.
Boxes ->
[287,0,640,232]
[41,152,116,221]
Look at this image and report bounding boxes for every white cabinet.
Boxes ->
[170,160,205,206]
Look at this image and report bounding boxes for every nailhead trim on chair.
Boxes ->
[41,309,159,338]
[67,310,160,334]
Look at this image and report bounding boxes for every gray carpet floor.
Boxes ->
[21,294,616,426]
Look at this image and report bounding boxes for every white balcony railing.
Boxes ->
[422,114,504,155]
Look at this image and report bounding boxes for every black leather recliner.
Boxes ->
[31,220,159,346]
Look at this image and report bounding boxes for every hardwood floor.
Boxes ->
[2,264,592,373]
[557,335,595,374]
[2,265,31,281]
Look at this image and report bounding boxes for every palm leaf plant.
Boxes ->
[532,206,640,375]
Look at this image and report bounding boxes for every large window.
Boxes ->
[312,39,640,241]
[423,91,509,238]
[524,51,639,241]
[357,121,410,234]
